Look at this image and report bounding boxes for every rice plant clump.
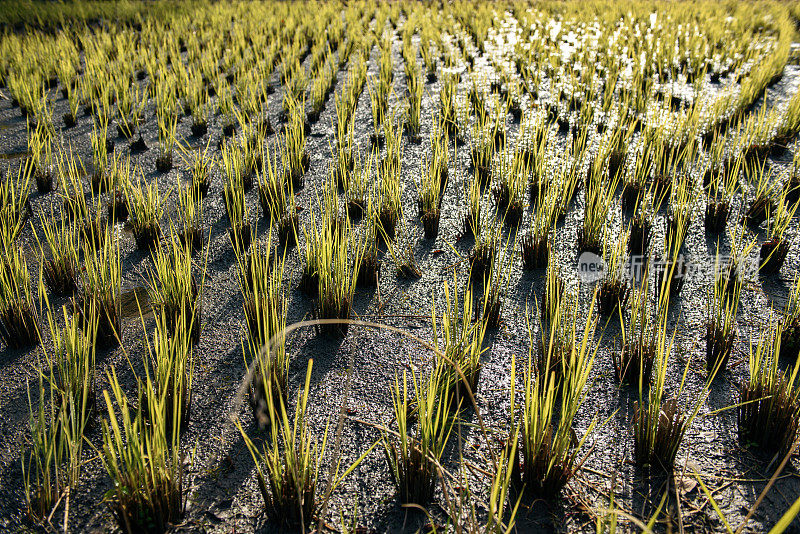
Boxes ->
[23,301,96,522]
[0,237,39,349]
[99,367,186,534]
[759,192,796,274]
[316,219,358,337]
[384,365,454,505]
[632,302,685,471]
[148,232,203,346]
[237,241,289,428]
[238,361,368,529]
[780,275,800,359]
[141,306,195,438]
[511,293,599,500]
[127,175,166,250]
[705,263,742,375]
[738,325,800,455]
[76,231,121,348]
[614,280,656,386]
[432,276,488,409]
[597,235,630,316]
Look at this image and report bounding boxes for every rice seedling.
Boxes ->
[176,183,204,253]
[148,232,203,347]
[461,164,483,240]
[742,103,779,163]
[98,363,185,534]
[238,241,288,428]
[632,293,690,471]
[759,192,797,274]
[655,196,690,295]
[664,174,694,253]
[480,238,515,330]
[491,148,526,228]
[315,219,358,338]
[469,223,501,286]
[536,265,576,383]
[115,81,145,140]
[282,96,310,190]
[257,142,287,224]
[239,360,371,528]
[439,75,458,136]
[705,261,742,376]
[627,195,654,258]
[23,369,64,522]
[615,279,656,386]
[417,120,449,239]
[218,84,237,137]
[55,147,88,221]
[221,137,252,192]
[355,219,380,288]
[704,151,741,234]
[76,231,121,348]
[579,168,618,255]
[606,121,634,182]
[126,175,168,250]
[140,298,196,436]
[332,105,356,190]
[650,140,684,206]
[405,69,423,142]
[484,434,522,533]
[37,209,79,296]
[308,60,335,123]
[377,165,402,243]
[470,116,495,188]
[106,153,131,222]
[520,182,555,270]
[420,36,437,82]
[622,137,654,213]
[519,115,550,200]
[383,364,454,505]
[432,275,488,408]
[511,292,599,500]
[222,155,252,250]
[367,77,387,147]
[177,140,213,198]
[63,81,81,129]
[302,217,324,298]
[320,176,343,232]
[597,234,630,316]
[0,234,39,349]
[0,164,32,241]
[23,294,98,525]
[738,324,800,456]
[382,229,422,280]
[277,192,299,249]
[185,78,210,138]
[56,147,108,249]
[28,121,54,193]
[381,113,405,184]
[743,158,777,226]
[344,148,372,221]
[155,107,178,173]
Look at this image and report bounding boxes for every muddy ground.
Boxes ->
[0,27,800,534]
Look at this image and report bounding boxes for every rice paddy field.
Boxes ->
[4,0,800,532]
